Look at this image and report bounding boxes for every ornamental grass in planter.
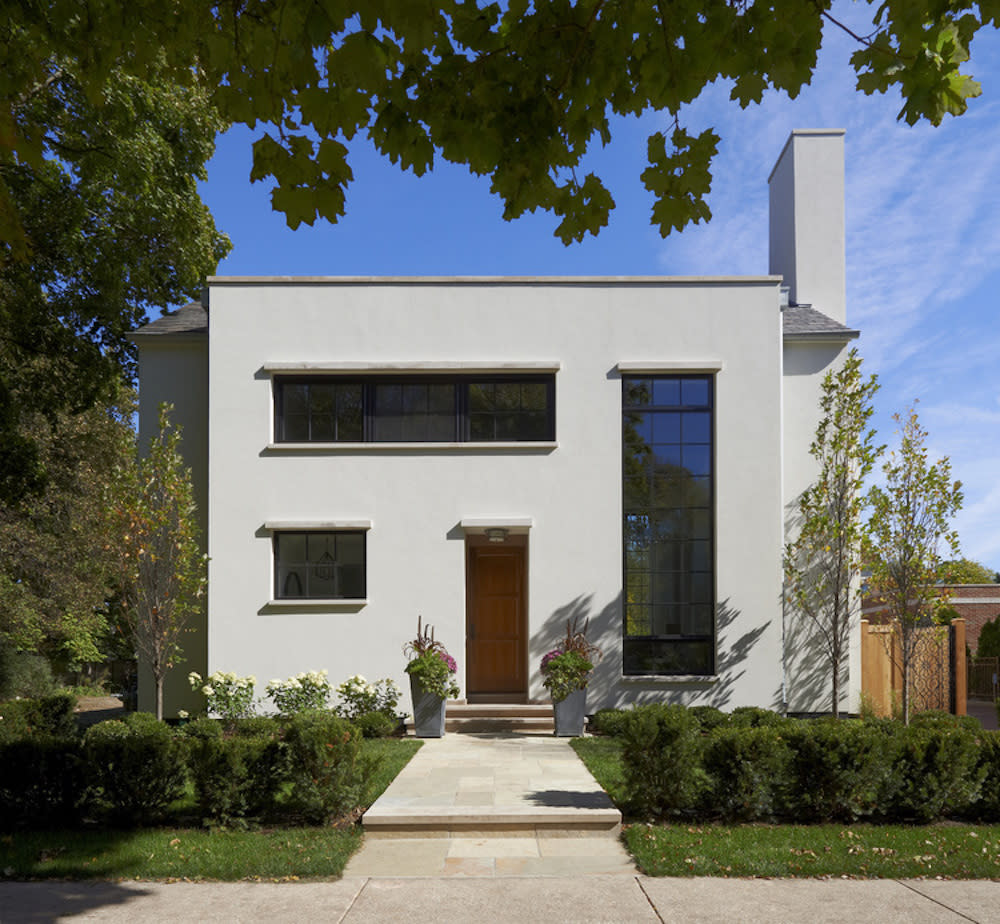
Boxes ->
[541,617,602,736]
[404,617,460,737]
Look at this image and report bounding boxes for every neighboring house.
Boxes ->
[132,129,860,718]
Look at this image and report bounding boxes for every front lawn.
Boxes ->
[572,735,1000,878]
[0,738,420,881]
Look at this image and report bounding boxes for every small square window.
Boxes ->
[274,531,366,599]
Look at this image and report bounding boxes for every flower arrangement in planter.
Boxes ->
[404,616,460,736]
[540,617,602,736]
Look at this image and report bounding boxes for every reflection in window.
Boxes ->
[623,375,714,675]
[275,531,366,599]
[275,375,554,443]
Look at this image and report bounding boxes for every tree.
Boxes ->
[977,616,1000,658]
[939,558,999,584]
[865,408,963,725]
[0,380,135,670]
[111,404,206,720]
[3,1,996,252]
[784,349,881,718]
[0,54,229,503]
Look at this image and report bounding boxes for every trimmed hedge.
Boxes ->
[0,692,78,742]
[84,713,188,826]
[187,734,286,826]
[0,736,85,829]
[619,704,705,817]
[701,726,789,822]
[283,710,372,823]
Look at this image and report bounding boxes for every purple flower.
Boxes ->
[438,651,457,673]
[540,649,564,672]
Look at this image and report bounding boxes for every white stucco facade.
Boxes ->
[133,130,860,718]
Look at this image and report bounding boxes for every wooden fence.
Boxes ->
[860,618,966,717]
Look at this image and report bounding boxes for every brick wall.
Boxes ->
[863,585,1000,655]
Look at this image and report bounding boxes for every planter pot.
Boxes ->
[409,675,446,738]
[553,687,587,737]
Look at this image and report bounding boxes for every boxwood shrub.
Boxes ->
[701,725,791,822]
[0,692,78,742]
[619,703,704,818]
[187,734,286,826]
[283,710,371,823]
[84,713,187,826]
[0,736,86,829]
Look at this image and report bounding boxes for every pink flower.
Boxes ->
[438,651,457,673]
[540,649,564,672]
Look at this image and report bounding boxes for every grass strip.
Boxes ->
[624,823,1000,879]
[0,737,421,881]
[573,736,1000,878]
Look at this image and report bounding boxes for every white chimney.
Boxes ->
[768,129,846,324]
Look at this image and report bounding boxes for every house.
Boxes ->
[131,129,860,718]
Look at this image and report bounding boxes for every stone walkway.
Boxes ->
[343,733,634,877]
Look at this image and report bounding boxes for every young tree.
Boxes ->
[112,404,206,720]
[939,558,999,584]
[784,349,881,718]
[865,408,963,725]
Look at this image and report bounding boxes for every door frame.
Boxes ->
[465,533,529,703]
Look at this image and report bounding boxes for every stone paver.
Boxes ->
[345,732,631,877]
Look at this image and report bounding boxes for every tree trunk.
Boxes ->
[832,658,840,720]
[155,674,164,721]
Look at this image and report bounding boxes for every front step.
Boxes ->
[403,702,559,735]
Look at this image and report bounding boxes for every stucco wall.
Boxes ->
[133,338,209,716]
[202,278,790,714]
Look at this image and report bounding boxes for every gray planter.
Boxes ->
[553,687,587,737]
[410,675,446,737]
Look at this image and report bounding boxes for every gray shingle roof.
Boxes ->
[131,302,207,336]
[783,304,859,340]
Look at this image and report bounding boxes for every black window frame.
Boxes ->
[622,374,715,676]
[274,374,555,443]
[273,530,367,600]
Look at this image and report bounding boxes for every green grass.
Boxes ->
[573,736,1000,878]
[0,737,421,881]
[623,823,1000,878]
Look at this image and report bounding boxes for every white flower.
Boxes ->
[177,710,189,719]
[247,675,256,685]
[202,685,215,696]
[188,672,202,685]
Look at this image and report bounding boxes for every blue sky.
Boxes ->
[196,2,1000,573]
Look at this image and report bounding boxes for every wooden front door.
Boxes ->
[467,541,527,699]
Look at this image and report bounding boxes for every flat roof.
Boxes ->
[206,275,784,285]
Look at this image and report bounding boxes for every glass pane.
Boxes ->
[429,384,454,414]
[470,412,493,440]
[309,564,336,597]
[652,541,683,571]
[652,572,686,605]
[278,533,307,564]
[685,605,714,635]
[374,384,402,415]
[425,411,455,441]
[337,534,364,564]
[682,411,711,443]
[690,540,711,571]
[625,542,650,571]
[521,383,546,410]
[520,411,548,440]
[277,566,306,598]
[283,413,309,442]
[337,386,363,440]
[624,379,652,407]
[311,415,334,441]
[623,467,650,508]
[402,384,427,414]
[691,573,713,603]
[690,509,712,539]
[652,379,681,406]
[625,604,651,636]
[469,383,494,411]
[682,445,712,476]
[495,383,520,410]
[626,571,651,605]
[651,604,683,635]
[651,412,681,443]
[310,383,334,416]
[652,445,682,468]
[283,384,308,415]
[624,412,652,446]
[624,513,651,546]
[623,638,712,675]
[494,412,519,440]
[681,378,710,407]
[339,565,364,598]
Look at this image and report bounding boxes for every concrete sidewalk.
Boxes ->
[3,876,1000,922]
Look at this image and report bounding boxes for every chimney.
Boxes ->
[768,129,846,324]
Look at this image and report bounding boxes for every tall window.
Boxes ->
[274,531,366,599]
[274,375,555,443]
[622,375,714,675]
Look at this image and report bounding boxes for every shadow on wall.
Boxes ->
[536,594,774,711]
[782,496,845,716]
[536,593,622,706]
